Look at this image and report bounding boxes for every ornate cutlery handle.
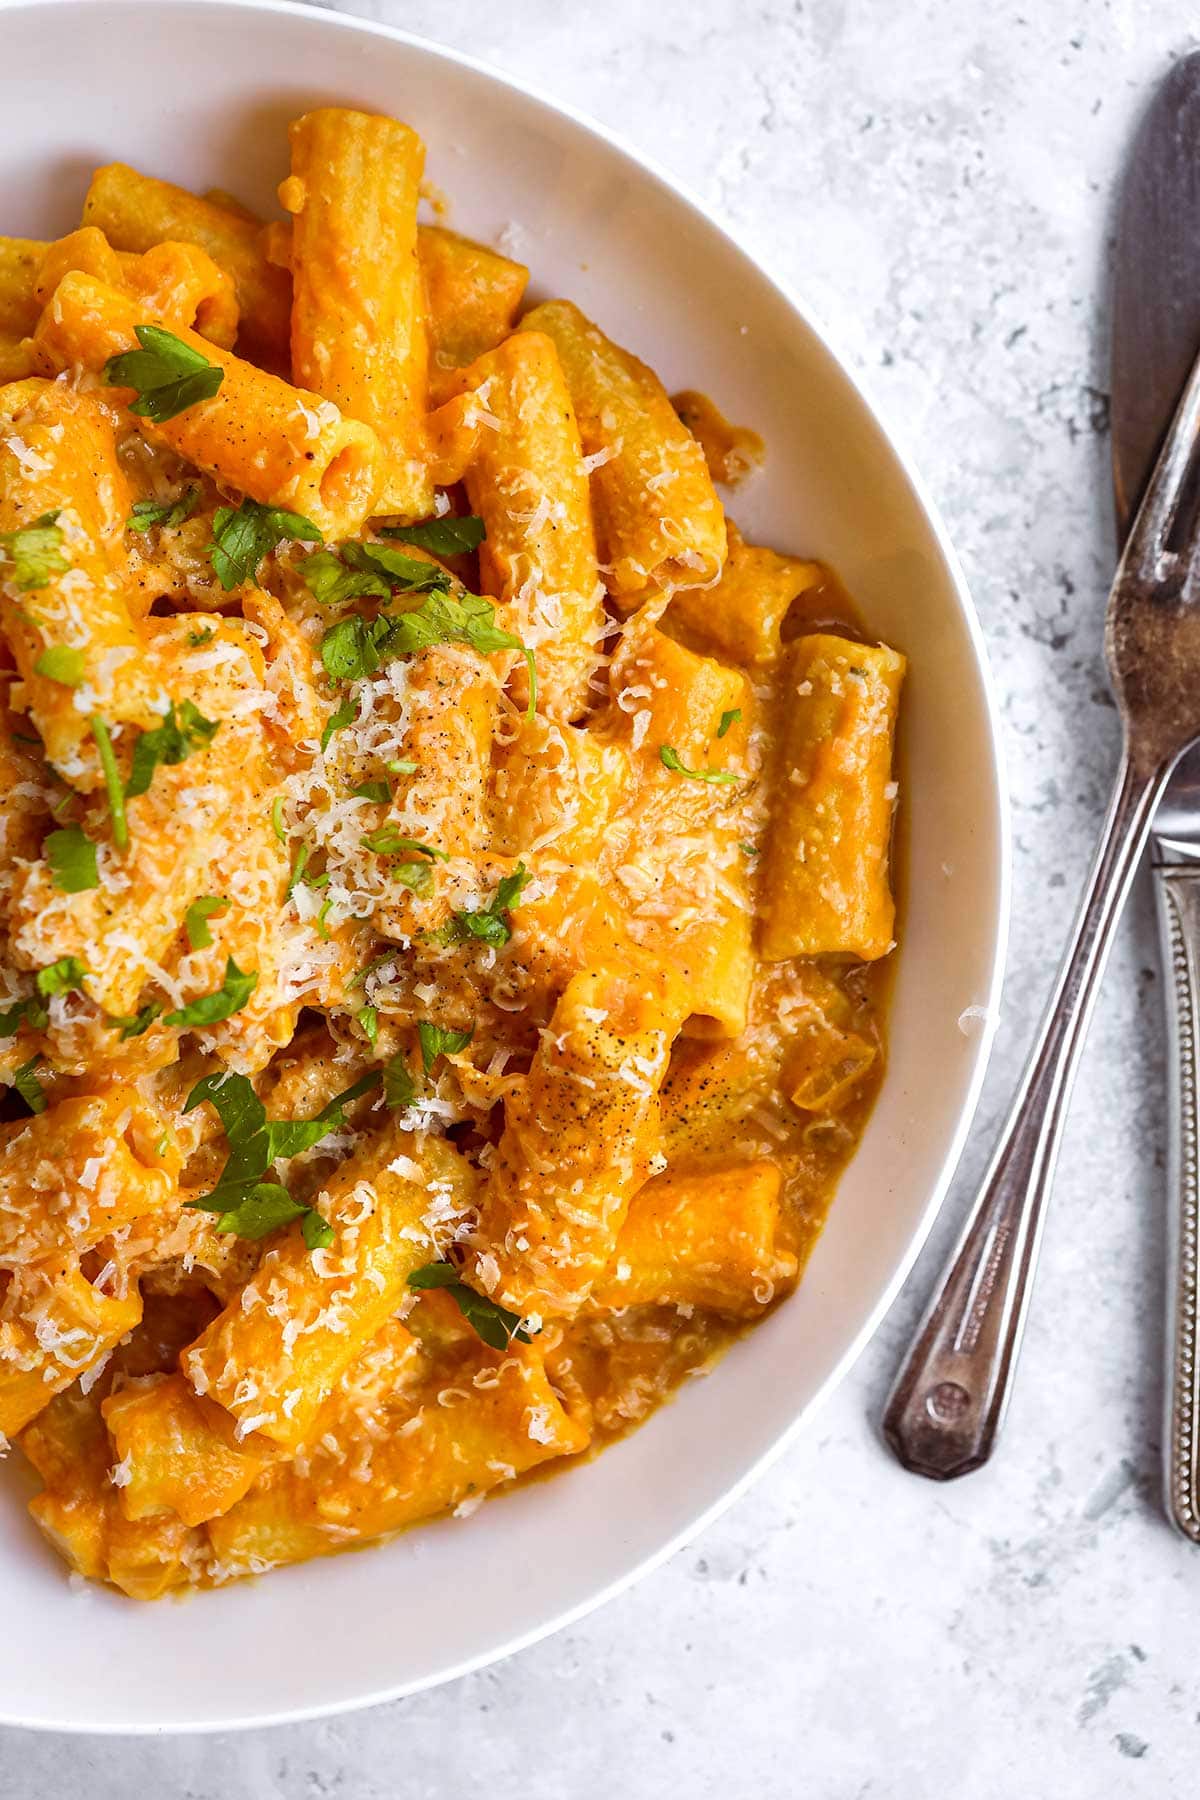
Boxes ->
[1153,856,1200,1539]
[883,755,1171,1479]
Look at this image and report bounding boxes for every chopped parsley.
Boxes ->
[717,707,742,739]
[382,1052,417,1110]
[299,549,390,609]
[106,1000,163,1040]
[188,626,215,648]
[381,515,486,557]
[319,589,532,706]
[407,1262,533,1350]
[89,716,128,850]
[443,862,529,949]
[184,894,230,950]
[0,995,48,1038]
[12,1055,47,1114]
[391,861,433,895]
[164,956,257,1028]
[658,744,739,784]
[126,700,220,798]
[183,1068,379,1249]
[33,644,85,687]
[209,498,322,591]
[103,325,224,423]
[357,1005,379,1049]
[387,759,418,776]
[36,957,88,998]
[45,825,99,894]
[739,841,760,858]
[320,696,358,753]
[128,487,200,532]
[417,1020,472,1073]
[360,829,446,861]
[271,796,287,842]
[0,512,67,591]
[352,780,390,804]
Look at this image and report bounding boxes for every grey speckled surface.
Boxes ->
[5,1,1200,1793]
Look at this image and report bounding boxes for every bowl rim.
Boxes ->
[0,0,1012,1735]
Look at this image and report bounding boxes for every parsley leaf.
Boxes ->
[444,862,529,949]
[0,996,48,1038]
[739,841,760,858]
[717,707,742,739]
[357,1005,378,1049]
[320,696,358,752]
[299,549,390,609]
[343,541,452,593]
[126,700,220,798]
[45,825,99,893]
[90,715,128,850]
[394,862,433,894]
[417,1020,472,1073]
[387,759,418,775]
[352,780,390,803]
[33,644,85,687]
[106,1000,163,1040]
[36,957,88,997]
[658,744,740,784]
[208,498,322,591]
[103,325,224,423]
[164,956,257,1028]
[381,516,486,556]
[188,626,215,647]
[361,829,446,861]
[184,894,229,950]
[406,1262,533,1350]
[128,487,200,532]
[0,512,67,592]
[383,1053,417,1110]
[183,1069,378,1250]
[12,1055,46,1114]
[319,589,526,684]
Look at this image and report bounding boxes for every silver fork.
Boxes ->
[882,346,1200,1480]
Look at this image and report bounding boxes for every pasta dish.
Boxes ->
[0,107,904,1595]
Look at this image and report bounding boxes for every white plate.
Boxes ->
[0,0,1009,1733]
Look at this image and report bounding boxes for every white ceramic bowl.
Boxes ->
[0,0,1009,1733]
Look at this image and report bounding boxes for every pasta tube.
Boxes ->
[592,1159,796,1317]
[468,964,685,1316]
[761,634,905,961]
[282,108,431,519]
[32,271,382,537]
[82,162,291,364]
[519,299,726,604]
[439,332,605,721]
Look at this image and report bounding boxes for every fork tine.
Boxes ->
[1121,339,1200,581]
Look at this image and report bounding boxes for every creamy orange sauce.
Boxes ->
[673,388,766,487]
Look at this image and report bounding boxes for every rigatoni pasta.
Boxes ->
[0,104,904,1597]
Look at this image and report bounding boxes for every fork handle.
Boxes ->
[882,754,1171,1479]
[1153,855,1200,1539]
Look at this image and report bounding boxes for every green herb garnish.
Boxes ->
[184,894,230,950]
[45,825,99,893]
[658,744,739,784]
[36,957,88,998]
[443,862,529,949]
[12,1055,46,1114]
[89,716,128,850]
[717,708,741,739]
[209,498,322,591]
[1,512,67,591]
[381,515,486,557]
[33,644,85,687]
[383,1052,416,1110]
[126,700,219,798]
[183,1068,379,1249]
[407,1262,533,1350]
[417,1020,472,1073]
[103,325,224,423]
[352,780,390,804]
[128,487,200,532]
[164,956,257,1028]
[320,696,358,753]
[106,1001,163,1040]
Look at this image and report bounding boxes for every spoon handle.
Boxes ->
[883,754,1169,1479]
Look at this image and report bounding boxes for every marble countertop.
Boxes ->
[6,0,1200,1793]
